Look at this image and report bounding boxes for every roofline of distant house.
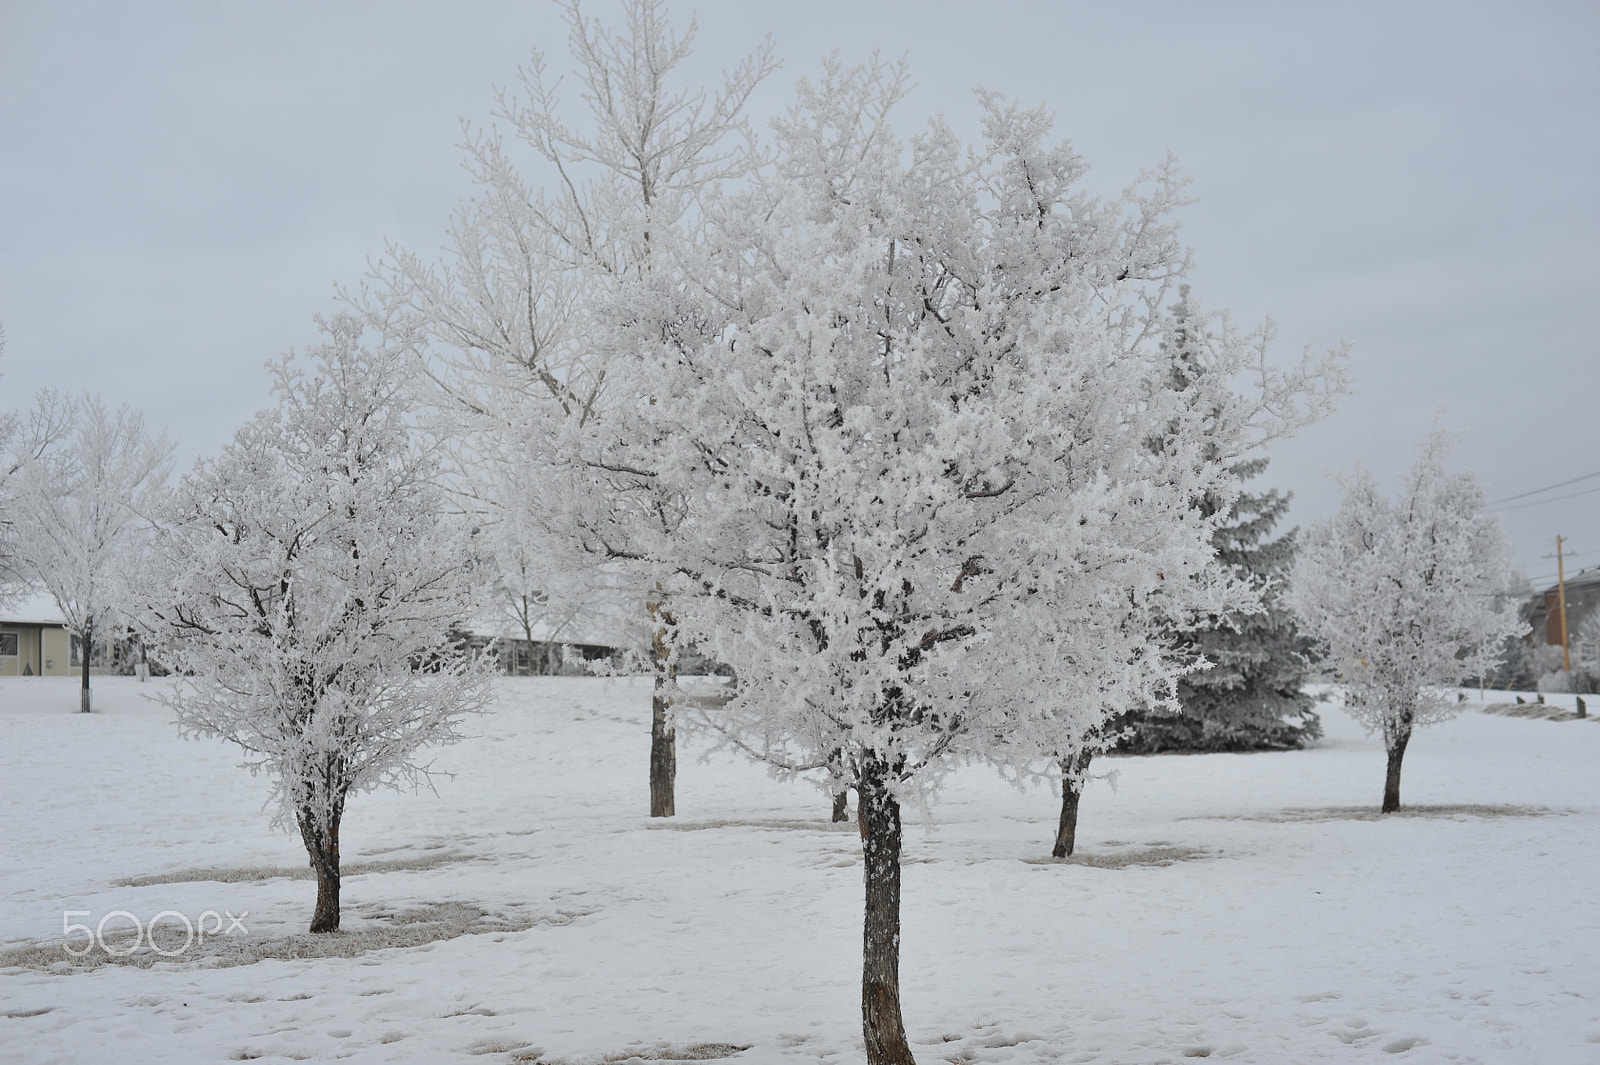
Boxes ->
[1539,568,1600,597]
[0,595,69,627]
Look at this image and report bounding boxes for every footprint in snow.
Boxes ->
[1382,1036,1427,1053]
[1180,1048,1250,1059]
[1329,1022,1379,1047]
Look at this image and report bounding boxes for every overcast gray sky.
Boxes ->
[2,0,1596,583]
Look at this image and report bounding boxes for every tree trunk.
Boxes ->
[858,772,915,1065]
[650,687,676,817]
[829,749,850,822]
[79,624,92,713]
[1052,747,1094,859]
[1382,729,1410,813]
[299,807,343,933]
[648,595,677,817]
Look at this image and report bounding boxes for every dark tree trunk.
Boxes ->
[1052,747,1094,859]
[299,806,343,933]
[648,599,677,817]
[832,790,850,823]
[858,771,915,1065]
[650,687,676,817]
[1382,728,1410,813]
[79,624,92,713]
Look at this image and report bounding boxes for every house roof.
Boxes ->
[1540,568,1600,597]
[0,591,69,627]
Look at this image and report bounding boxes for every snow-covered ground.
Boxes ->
[2,675,1597,1064]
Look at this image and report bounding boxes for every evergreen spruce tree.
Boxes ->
[1120,288,1320,753]
[1119,457,1322,752]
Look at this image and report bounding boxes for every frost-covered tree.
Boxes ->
[487,533,575,674]
[1050,295,1319,858]
[1,329,78,604]
[4,393,172,710]
[1118,457,1320,753]
[585,61,1345,1063]
[1571,610,1600,692]
[0,325,15,607]
[144,316,492,933]
[481,481,630,675]
[1,395,77,609]
[1291,431,1522,812]
[367,0,776,815]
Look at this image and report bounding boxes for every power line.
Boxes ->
[1541,547,1597,561]
[1495,485,1600,512]
[1485,469,1600,506]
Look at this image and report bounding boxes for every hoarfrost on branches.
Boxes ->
[0,331,77,608]
[362,0,778,816]
[2,391,172,709]
[144,315,493,932]
[1290,429,1522,811]
[583,57,1347,1063]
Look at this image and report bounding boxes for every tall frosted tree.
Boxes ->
[4,393,172,709]
[585,61,1345,1064]
[369,0,776,816]
[145,316,492,932]
[1291,430,1521,812]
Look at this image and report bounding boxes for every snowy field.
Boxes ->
[2,676,1598,1064]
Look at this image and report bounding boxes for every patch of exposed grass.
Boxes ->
[1022,845,1207,869]
[0,900,592,975]
[603,1044,752,1062]
[111,851,472,888]
[1219,804,1564,823]
[470,1039,538,1056]
[650,818,855,833]
[1479,702,1592,723]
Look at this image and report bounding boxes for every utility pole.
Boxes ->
[1556,534,1572,673]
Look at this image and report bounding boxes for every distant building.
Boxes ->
[0,593,73,677]
[1527,568,1600,649]
[457,611,636,676]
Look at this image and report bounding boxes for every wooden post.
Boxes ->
[1556,534,1572,674]
[1578,696,1588,719]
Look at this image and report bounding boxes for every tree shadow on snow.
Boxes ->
[1205,804,1566,823]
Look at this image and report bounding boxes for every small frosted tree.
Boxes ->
[1,333,76,606]
[481,481,628,675]
[0,326,14,607]
[4,393,172,709]
[1570,611,1600,693]
[590,61,1345,1064]
[1291,431,1522,812]
[145,316,492,932]
[1042,293,1323,858]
